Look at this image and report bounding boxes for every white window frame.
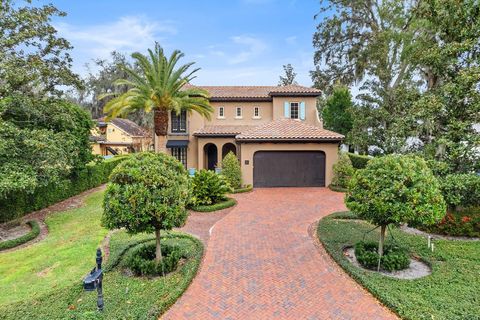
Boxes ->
[290,102,299,119]
[218,106,225,119]
[253,106,261,119]
[235,106,243,119]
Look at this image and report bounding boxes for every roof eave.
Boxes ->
[209,97,272,102]
[235,138,344,143]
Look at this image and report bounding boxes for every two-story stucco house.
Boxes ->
[156,85,344,187]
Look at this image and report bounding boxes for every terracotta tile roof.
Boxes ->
[185,84,321,100]
[109,118,148,137]
[194,125,258,137]
[235,119,344,141]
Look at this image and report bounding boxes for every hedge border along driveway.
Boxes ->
[318,211,480,320]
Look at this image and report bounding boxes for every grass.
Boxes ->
[0,220,40,251]
[0,190,203,319]
[0,191,108,306]
[190,197,237,212]
[318,211,480,320]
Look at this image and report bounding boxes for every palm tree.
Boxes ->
[101,43,213,149]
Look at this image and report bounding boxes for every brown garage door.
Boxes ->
[253,151,326,187]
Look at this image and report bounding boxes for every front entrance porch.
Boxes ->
[197,137,238,170]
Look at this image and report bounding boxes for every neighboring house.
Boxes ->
[91,118,152,156]
[157,85,344,187]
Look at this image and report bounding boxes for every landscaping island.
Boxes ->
[318,212,480,319]
[0,190,203,319]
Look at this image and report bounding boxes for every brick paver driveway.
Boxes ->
[163,188,397,320]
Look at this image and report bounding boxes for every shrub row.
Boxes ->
[347,152,371,169]
[232,185,253,194]
[0,220,40,251]
[354,241,410,272]
[0,157,126,223]
[439,174,480,209]
[190,197,237,212]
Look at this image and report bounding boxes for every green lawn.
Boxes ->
[318,212,480,320]
[0,190,203,319]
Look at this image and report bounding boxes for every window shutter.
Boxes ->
[300,101,306,120]
[284,101,290,118]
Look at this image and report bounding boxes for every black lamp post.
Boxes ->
[82,248,104,311]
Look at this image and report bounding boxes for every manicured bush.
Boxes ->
[331,152,355,188]
[125,242,183,276]
[190,197,237,212]
[232,185,253,194]
[220,152,242,189]
[438,174,480,210]
[0,220,40,251]
[346,155,446,269]
[103,152,190,263]
[0,156,126,223]
[355,241,410,272]
[347,152,371,169]
[190,170,232,206]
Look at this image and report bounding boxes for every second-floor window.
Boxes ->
[171,110,187,133]
[236,107,242,118]
[254,106,260,118]
[290,102,299,119]
[218,106,225,118]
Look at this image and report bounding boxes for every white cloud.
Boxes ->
[228,35,267,64]
[285,36,297,45]
[55,16,177,73]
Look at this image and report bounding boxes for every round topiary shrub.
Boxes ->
[346,155,446,270]
[125,242,182,276]
[354,241,410,272]
[103,152,191,264]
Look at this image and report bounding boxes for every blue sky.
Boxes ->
[45,0,323,86]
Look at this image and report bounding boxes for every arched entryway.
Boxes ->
[222,143,237,159]
[204,143,218,170]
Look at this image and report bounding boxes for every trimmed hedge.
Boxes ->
[439,173,480,209]
[347,152,371,169]
[0,156,126,223]
[0,220,40,251]
[190,197,237,212]
[125,242,183,276]
[232,185,253,194]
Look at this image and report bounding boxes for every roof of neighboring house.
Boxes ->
[193,125,258,137]
[185,84,321,101]
[96,118,148,137]
[235,119,344,141]
[89,135,106,142]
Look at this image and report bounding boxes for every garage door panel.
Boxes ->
[253,151,325,187]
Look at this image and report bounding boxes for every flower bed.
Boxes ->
[418,207,480,237]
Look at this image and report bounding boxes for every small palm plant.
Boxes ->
[101,43,213,142]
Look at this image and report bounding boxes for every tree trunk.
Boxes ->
[377,225,387,271]
[155,228,162,264]
[153,108,169,136]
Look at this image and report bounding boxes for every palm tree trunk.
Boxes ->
[154,108,169,136]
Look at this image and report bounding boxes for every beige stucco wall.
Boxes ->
[207,101,273,125]
[272,96,323,127]
[239,142,340,187]
[91,143,102,155]
[106,123,134,143]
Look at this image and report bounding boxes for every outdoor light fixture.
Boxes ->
[82,248,104,311]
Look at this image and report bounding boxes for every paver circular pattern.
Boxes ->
[163,188,397,320]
